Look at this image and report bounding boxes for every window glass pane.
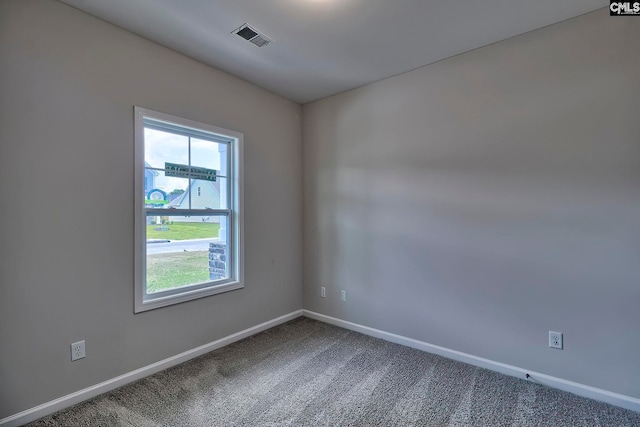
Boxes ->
[188,178,228,209]
[216,177,229,209]
[144,128,188,169]
[145,176,189,209]
[208,216,229,281]
[191,138,225,173]
[146,215,230,294]
[164,178,190,208]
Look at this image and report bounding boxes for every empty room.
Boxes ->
[1,0,639,425]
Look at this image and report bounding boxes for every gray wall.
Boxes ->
[303,10,640,399]
[0,0,302,418]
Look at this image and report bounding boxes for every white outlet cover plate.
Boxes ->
[71,340,86,361]
[549,331,563,349]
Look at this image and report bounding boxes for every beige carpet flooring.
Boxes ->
[27,317,640,426]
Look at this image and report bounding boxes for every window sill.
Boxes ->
[134,280,243,313]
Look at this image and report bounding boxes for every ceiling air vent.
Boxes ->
[233,23,271,47]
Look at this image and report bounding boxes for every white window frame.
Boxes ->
[134,106,244,313]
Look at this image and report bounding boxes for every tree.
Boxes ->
[169,188,185,195]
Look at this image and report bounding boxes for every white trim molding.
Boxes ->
[0,310,303,427]
[303,310,640,414]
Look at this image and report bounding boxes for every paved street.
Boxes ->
[147,238,219,255]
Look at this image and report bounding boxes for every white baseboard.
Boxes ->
[303,310,640,414]
[0,310,303,427]
[4,308,637,426]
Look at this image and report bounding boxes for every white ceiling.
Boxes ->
[59,0,605,104]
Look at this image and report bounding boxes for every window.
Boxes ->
[134,107,243,313]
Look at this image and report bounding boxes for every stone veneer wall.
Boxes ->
[209,242,227,280]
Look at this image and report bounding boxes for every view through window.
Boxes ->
[134,107,243,312]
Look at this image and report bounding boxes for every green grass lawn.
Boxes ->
[146,251,211,293]
[147,222,220,241]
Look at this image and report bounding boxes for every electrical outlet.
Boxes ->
[71,340,86,361]
[321,286,326,298]
[341,290,347,302]
[549,331,563,349]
